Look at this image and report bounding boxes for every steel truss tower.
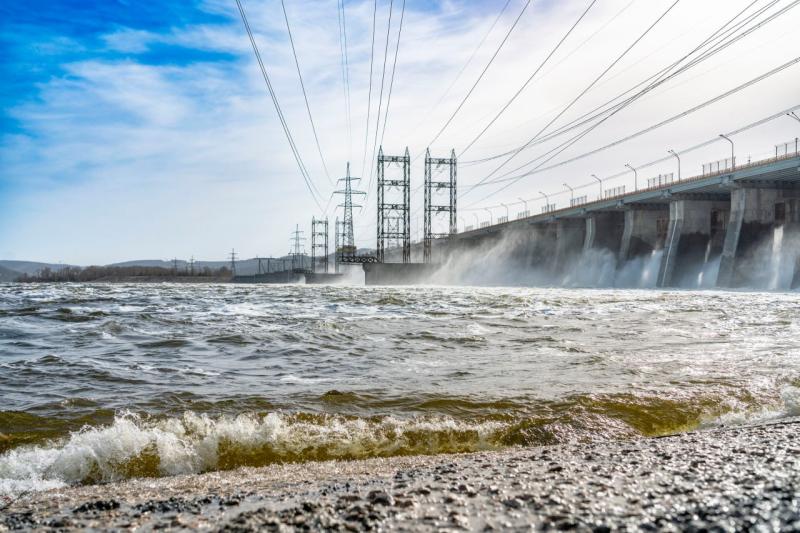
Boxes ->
[334,163,365,262]
[229,248,238,275]
[377,147,411,263]
[334,218,341,273]
[423,148,457,263]
[289,224,306,272]
[310,217,329,273]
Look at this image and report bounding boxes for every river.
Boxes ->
[1,282,799,495]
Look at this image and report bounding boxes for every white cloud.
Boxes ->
[2,0,799,264]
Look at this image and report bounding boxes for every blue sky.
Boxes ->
[1,0,798,264]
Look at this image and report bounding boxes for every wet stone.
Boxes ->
[73,500,121,513]
[502,498,523,509]
[367,490,394,506]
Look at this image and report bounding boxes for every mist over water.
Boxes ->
[431,224,799,290]
[2,282,800,495]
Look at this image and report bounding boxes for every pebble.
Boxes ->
[3,419,800,531]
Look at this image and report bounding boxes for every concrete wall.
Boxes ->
[657,199,730,287]
[718,187,800,288]
[553,219,586,273]
[619,208,669,263]
[584,212,625,255]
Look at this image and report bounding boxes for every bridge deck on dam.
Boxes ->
[456,153,800,240]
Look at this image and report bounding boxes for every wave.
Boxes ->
[0,412,506,496]
[2,386,799,496]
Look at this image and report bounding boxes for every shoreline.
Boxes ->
[3,418,799,530]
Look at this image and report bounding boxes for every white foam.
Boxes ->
[0,411,505,497]
[703,385,800,428]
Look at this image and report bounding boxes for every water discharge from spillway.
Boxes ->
[429,223,799,291]
[770,225,786,290]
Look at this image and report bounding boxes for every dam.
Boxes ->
[366,147,800,288]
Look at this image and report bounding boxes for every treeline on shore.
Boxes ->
[17,265,232,282]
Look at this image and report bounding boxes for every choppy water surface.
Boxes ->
[1,283,799,494]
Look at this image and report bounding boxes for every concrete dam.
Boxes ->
[366,150,800,289]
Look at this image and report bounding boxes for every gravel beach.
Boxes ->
[2,418,799,531]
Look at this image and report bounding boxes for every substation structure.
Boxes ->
[377,147,412,263]
[424,149,457,263]
[311,217,329,273]
[363,147,456,284]
[363,143,800,287]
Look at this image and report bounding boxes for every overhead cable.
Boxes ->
[425,0,534,149]
[280,0,332,184]
[234,0,324,212]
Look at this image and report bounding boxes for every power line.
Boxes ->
[363,0,395,207]
[462,0,773,167]
[360,0,378,178]
[470,56,800,198]
[529,0,638,90]
[458,0,598,158]
[280,0,332,184]
[378,0,406,149]
[460,103,800,212]
[475,0,682,186]
[407,0,632,221]
[234,0,324,212]
[405,0,514,140]
[337,0,353,159]
[425,0,533,149]
[467,0,796,196]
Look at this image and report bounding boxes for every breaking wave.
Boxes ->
[3,386,799,496]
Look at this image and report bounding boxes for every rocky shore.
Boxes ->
[2,418,799,531]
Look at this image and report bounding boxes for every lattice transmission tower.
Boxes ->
[311,217,329,273]
[377,147,411,263]
[289,225,306,272]
[229,248,238,275]
[334,162,366,262]
[423,148,457,263]
[334,218,341,273]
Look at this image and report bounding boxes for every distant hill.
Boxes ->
[108,257,315,276]
[1,249,378,279]
[0,261,73,275]
[0,265,23,281]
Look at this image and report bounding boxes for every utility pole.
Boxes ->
[591,175,602,199]
[172,258,178,275]
[229,248,238,275]
[189,256,195,276]
[423,148,456,263]
[668,150,681,181]
[719,134,735,169]
[311,217,329,273]
[334,162,365,263]
[625,164,637,191]
[563,183,574,205]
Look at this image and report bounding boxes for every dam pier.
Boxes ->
[367,147,800,288]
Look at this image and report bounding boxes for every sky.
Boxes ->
[1,0,799,264]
